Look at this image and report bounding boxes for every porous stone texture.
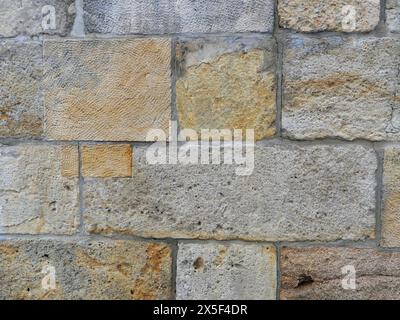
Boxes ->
[0,0,75,37]
[176,243,276,300]
[387,0,400,33]
[82,144,132,178]
[278,0,380,32]
[0,144,79,234]
[176,37,276,141]
[0,41,43,138]
[84,0,275,34]
[381,147,400,247]
[43,38,171,141]
[280,247,400,300]
[83,143,376,241]
[0,239,172,300]
[282,35,400,141]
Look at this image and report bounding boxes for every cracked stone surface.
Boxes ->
[387,0,400,33]
[83,143,376,241]
[176,243,277,300]
[278,0,380,32]
[281,247,400,300]
[176,37,277,141]
[0,41,43,138]
[282,35,400,141]
[43,38,171,141]
[0,239,172,300]
[84,0,275,34]
[0,0,75,37]
[0,144,79,234]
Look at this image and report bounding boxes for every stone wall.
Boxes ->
[0,0,399,300]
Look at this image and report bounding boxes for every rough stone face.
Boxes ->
[387,0,400,32]
[280,247,400,300]
[0,144,79,234]
[44,38,171,141]
[176,37,276,141]
[0,41,43,138]
[83,143,376,241]
[381,147,400,247]
[0,0,75,37]
[84,0,275,34]
[282,35,400,141]
[82,144,132,178]
[0,239,172,300]
[176,243,276,300]
[278,0,380,32]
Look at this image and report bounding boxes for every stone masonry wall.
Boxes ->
[0,0,399,300]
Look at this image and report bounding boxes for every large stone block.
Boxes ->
[83,143,376,241]
[0,41,43,138]
[84,0,274,34]
[176,243,276,300]
[387,0,400,32]
[282,35,400,141]
[0,239,172,300]
[0,0,75,37]
[281,247,400,300]
[176,37,277,141]
[0,143,79,234]
[44,38,171,141]
[278,0,380,32]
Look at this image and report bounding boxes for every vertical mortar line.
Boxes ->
[374,144,384,246]
[171,36,178,127]
[78,142,85,235]
[71,0,85,37]
[171,240,179,300]
[273,0,283,138]
[381,0,387,24]
[275,242,282,300]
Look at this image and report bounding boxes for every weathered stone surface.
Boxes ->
[0,0,75,37]
[44,38,171,141]
[387,0,400,32]
[82,144,132,178]
[282,35,400,141]
[0,239,172,300]
[278,0,380,32]
[83,143,376,241]
[176,243,276,300]
[176,37,276,141]
[0,41,43,138]
[0,144,79,234]
[381,147,400,247]
[280,247,400,300]
[84,0,274,34]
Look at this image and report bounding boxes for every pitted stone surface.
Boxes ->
[44,38,171,141]
[84,0,275,34]
[83,143,376,241]
[176,243,277,300]
[282,35,400,141]
[281,247,400,300]
[0,239,172,300]
[176,37,276,141]
[0,0,75,37]
[0,144,79,234]
[278,0,380,32]
[0,41,43,138]
[387,0,400,33]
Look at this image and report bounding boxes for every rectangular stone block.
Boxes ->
[278,0,380,32]
[0,143,79,234]
[280,247,400,300]
[84,0,274,34]
[44,38,171,141]
[0,41,43,138]
[0,0,75,37]
[381,147,400,247]
[82,144,132,178]
[0,239,172,300]
[176,37,276,141]
[387,0,400,32]
[282,35,400,141]
[83,143,376,241]
[176,243,276,300]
